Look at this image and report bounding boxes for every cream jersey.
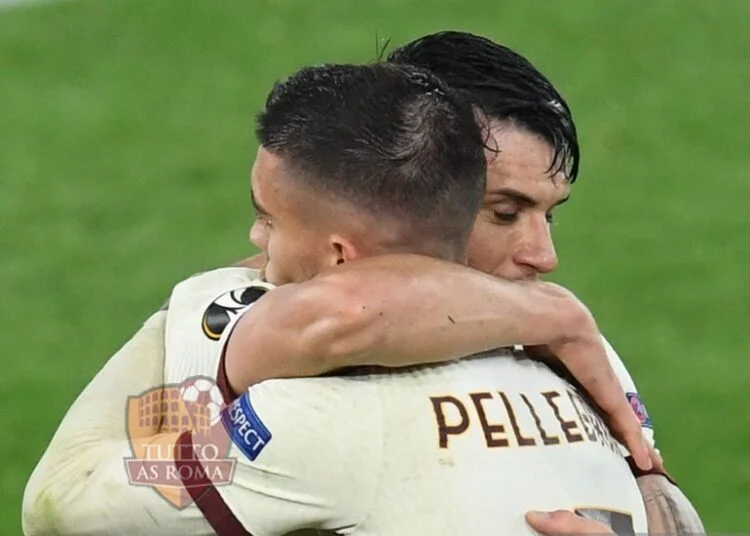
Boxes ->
[163,267,268,384]
[162,268,651,536]
[218,359,648,536]
[163,268,656,450]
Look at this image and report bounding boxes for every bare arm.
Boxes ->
[226,255,589,382]
[638,474,705,534]
[224,253,651,469]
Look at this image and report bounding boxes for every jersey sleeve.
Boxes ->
[214,378,382,535]
[22,311,213,535]
[601,335,657,452]
[163,267,273,383]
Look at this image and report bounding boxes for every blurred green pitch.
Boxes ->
[1,0,748,533]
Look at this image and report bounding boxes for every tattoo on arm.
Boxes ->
[638,474,705,535]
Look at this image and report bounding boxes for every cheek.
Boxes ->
[265,230,320,284]
[263,233,295,284]
[467,219,514,273]
[265,230,292,266]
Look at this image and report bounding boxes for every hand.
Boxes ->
[526,510,614,534]
[525,283,653,471]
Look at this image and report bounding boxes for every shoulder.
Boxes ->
[600,334,656,448]
[226,377,383,495]
[172,267,269,297]
[161,268,275,380]
[167,268,274,334]
[233,377,381,453]
[161,266,270,311]
[246,376,381,418]
[218,377,383,533]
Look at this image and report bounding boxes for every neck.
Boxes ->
[369,235,467,264]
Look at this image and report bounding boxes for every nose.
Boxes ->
[514,217,559,276]
[249,219,268,252]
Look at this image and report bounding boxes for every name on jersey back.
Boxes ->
[430,388,621,455]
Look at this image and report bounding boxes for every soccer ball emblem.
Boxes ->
[179,377,225,427]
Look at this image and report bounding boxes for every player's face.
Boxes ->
[466,125,571,281]
[249,147,340,285]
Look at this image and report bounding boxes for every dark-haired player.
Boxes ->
[23,62,649,536]
[223,31,701,533]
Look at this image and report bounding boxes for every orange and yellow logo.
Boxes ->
[123,376,235,509]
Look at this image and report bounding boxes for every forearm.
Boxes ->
[225,254,592,389]
[22,312,179,534]
[638,474,705,534]
[224,255,651,471]
[329,258,584,364]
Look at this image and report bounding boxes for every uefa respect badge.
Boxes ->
[123,376,235,509]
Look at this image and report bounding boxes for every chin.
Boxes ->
[263,267,282,286]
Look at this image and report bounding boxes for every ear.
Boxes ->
[329,234,364,266]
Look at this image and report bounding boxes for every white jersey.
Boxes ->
[163,267,269,384]
[602,338,656,455]
[217,360,648,536]
[162,268,651,536]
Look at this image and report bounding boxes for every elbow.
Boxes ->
[22,469,67,535]
[295,273,385,371]
[23,472,111,536]
[637,473,705,533]
[22,453,100,536]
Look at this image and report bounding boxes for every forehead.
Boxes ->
[251,147,355,225]
[485,125,571,200]
[251,147,296,211]
[251,147,279,193]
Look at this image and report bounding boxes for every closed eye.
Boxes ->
[493,211,518,223]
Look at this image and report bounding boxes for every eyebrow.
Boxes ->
[487,187,570,208]
[250,188,271,216]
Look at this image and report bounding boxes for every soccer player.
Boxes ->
[386,32,703,532]
[217,34,657,463]
[223,31,703,532]
[23,63,649,535]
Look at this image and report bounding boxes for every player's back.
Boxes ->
[355,355,647,535]
[161,268,647,535]
[220,355,647,536]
